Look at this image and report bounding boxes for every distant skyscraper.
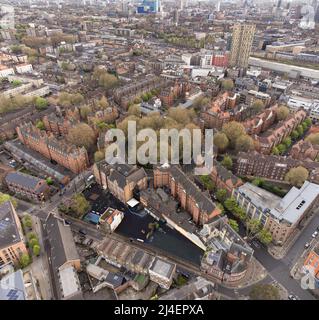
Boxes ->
[229,23,255,68]
[216,1,221,12]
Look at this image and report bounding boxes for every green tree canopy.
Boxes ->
[257,229,273,245]
[276,105,290,121]
[216,189,227,203]
[228,219,239,232]
[67,123,96,151]
[235,135,254,152]
[285,166,309,187]
[33,244,41,256]
[36,120,45,130]
[222,121,246,147]
[306,133,319,145]
[0,194,17,208]
[70,193,90,217]
[214,132,229,152]
[221,155,233,170]
[20,253,31,268]
[221,79,234,91]
[252,99,264,113]
[35,97,48,110]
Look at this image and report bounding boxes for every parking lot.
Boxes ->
[81,184,204,265]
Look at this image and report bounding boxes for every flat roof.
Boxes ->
[127,198,139,208]
[237,183,281,212]
[270,181,319,224]
[150,257,175,278]
[58,266,81,299]
[0,270,26,300]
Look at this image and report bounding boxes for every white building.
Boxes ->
[149,257,176,290]
[0,5,14,30]
[15,64,33,74]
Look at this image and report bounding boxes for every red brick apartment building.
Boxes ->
[235,151,319,184]
[254,109,307,154]
[290,140,319,161]
[244,105,277,135]
[16,122,89,174]
[153,165,221,226]
[211,160,243,196]
[201,92,236,129]
[43,107,80,136]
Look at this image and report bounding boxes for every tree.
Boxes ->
[271,146,280,155]
[80,105,92,120]
[276,105,289,121]
[58,92,84,107]
[252,177,264,187]
[257,229,273,245]
[285,166,309,187]
[216,189,227,203]
[29,237,39,248]
[291,130,299,140]
[36,120,45,130]
[228,219,239,232]
[222,121,246,147]
[20,253,31,268]
[33,245,41,256]
[249,284,280,300]
[0,194,17,208]
[67,123,96,150]
[305,118,312,127]
[302,121,308,131]
[35,97,48,110]
[27,232,37,241]
[93,68,118,90]
[94,150,105,163]
[128,104,141,117]
[277,144,287,155]
[221,79,234,91]
[167,107,196,126]
[46,177,53,185]
[99,96,109,109]
[283,137,292,148]
[199,175,215,191]
[224,197,238,212]
[70,193,90,217]
[214,132,229,152]
[252,100,264,113]
[297,125,304,136]
[221,155,233,170]
[246,218,261,238]
[306,133,319,145]
[233,206,246,221]
[235,135,254,152]
[22,215,32,229]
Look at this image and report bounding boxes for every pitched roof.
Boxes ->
[0,201,22,250]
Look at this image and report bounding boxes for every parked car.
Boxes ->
[305,242,310,249]
[79,229,87,236]
[288,294,297,300]
[317,226,319,231]
[312,231,318,238]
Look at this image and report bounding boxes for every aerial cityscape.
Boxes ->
[0,0,319,305]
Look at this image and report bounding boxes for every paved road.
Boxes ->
[250,212,319,300]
